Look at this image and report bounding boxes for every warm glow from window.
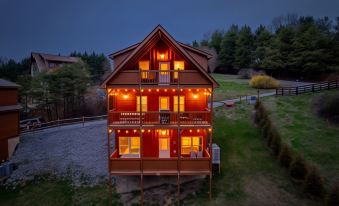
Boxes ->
[139,61,149,79]
[123,94,129,99]
[174,61,184,79]
[119,136,140,155]
[159,97,169,110]
[159,138,169,150]
[173,96,185,112]
[193,94,199,99]
[137,96,147,112]
[159,129,169,137]
[160,54,165,59]
[181,136,202,154]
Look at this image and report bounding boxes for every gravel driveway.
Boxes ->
[8,120,109,186]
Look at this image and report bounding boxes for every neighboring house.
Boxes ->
[30,52,81,76]
[0,79,21,162]
[101,25,219,201]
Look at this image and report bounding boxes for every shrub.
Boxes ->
[304,167,325,197]
[315,92,339,124]
[326,185,339,206]
[278,144,293,168]
[249,75,280,89]
[270,129,282,156]
[289,155,308,180]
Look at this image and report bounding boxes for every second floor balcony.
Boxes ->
[109,111,211,126]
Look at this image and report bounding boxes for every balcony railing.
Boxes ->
[110,149,211,174]
[109,111,211,125]
[140,70,178,84]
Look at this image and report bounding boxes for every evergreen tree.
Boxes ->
[252,25,272,69]
[234,25,254,69]
[209,30,224,54]
[218,25,238,68]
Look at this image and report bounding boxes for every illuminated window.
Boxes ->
[139,61,149,79]
[159,97,169,110]
[173,96,185,112]
[119,136,140,155]
[159,138,169,150]
[174,61,184,79]
[136,96,147,112]
[181,136,202,154]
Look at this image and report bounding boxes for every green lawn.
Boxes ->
[0,177,121,206]
[262,91,339,185]
[211,74,274,101]
[183,104,318,206]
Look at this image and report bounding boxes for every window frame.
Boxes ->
[173,96,185,112]
[136,96,148,112]
[173,61,185,79]
[181,136,202,155]
[119,136,140,155]
[139,60,150,79]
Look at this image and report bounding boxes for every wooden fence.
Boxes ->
[276,79,339,96]
[21,115,107,134]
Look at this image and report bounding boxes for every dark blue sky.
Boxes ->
[1,0,338,60]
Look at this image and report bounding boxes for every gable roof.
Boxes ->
[31,52,81,70]
[108,41,213,60]
[102,25,218,88]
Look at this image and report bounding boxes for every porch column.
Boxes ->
[138,70,144,205]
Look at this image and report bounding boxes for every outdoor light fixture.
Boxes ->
[148,129,151,133]
[133,89,136,92]
[125,89,128,92]
[141,89,144,92]
[156,89,159,92]
[208,128,212,132]
[148,89,151,92]
[164,89,167,92]
[160,54,165,59]
[117,130,120,133]
[109,129,112,133]
[180,89,183,92]
[123,94,129,99]
[197,129,200,133]
[172,89,175,92]
[188,89,191,92]
[133,129,137,133]
[126,130,129,134]
[142,129,145,133]
[193,94,199,99]
[189,129,192,133]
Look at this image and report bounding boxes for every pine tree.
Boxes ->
[209,30,224,54]
[252,25,272,69]
[234,25,254,69]
[218,25,238,69]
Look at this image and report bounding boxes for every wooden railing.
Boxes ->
[110,149,211,174]
[140,70,179,84]
[276,79,339,96]
[109,111,211,125]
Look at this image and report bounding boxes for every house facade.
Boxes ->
[0,79,21,162]
[101,25,218,200]
[30,52,81,76]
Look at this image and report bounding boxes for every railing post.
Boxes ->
[312,84,315,93]
[82,116,85,127]
[328,82,330,90]
[57,118,60,128]
[296,87,298,95]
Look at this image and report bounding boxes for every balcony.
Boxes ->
[109,111,211,126]
[110,149,211,175]
[107,70,211,86]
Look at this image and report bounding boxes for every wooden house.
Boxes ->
[0,79,21,162]
[30,52,81,76]
[101,25,218,201]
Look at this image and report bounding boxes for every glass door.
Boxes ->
[159,62,170,84]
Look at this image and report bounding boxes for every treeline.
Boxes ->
[193,15,339,78]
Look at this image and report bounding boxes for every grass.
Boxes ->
[183,103,318,206]
[262,91,339,185]
[0,177,121,206]
[211,74,274,101]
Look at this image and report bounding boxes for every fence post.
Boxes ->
[57,118,60,128]
[328,82,330,90]
[296,87,298,95]
[312,84,314,93]
[82,116,85,127]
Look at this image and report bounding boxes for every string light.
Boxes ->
[124,89,128,92]
[117,130,120,133]
[133,129,137,133]
[156,89,159,92]
[126,130,129,134]
[142,129,145,133]
[164,89,167,92]
[148,89,151,92]
[108,129,112,133]
[189,129,192,133]
[188,89,191,92]
[172,89,175,92]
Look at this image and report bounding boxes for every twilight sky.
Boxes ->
[0,0,338,60]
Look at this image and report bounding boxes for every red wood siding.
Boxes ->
[111,90,209,112]
[114,129,207,158]
[0,89,17,106]
[0,111,19,140]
